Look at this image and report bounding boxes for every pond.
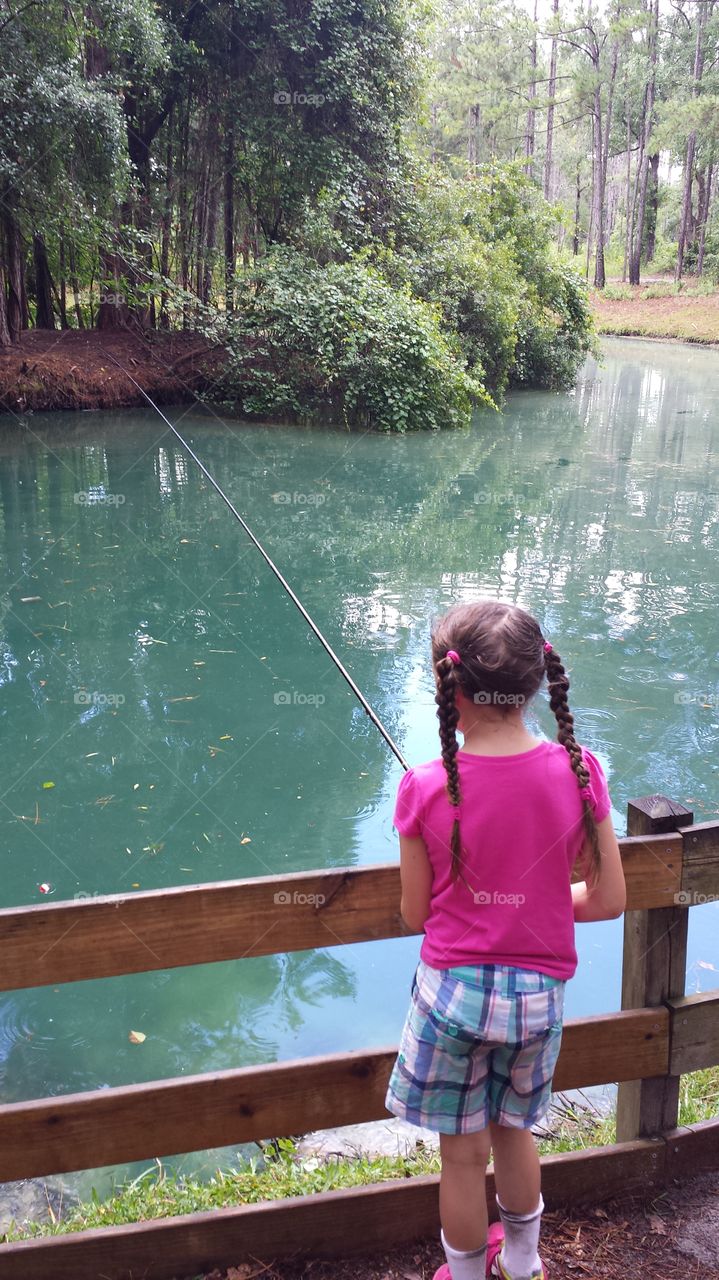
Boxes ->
[1,335,718,1202]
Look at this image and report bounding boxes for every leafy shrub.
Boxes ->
[207,248,492,431]
[385,163,594,394]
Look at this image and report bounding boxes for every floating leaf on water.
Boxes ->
[133,783,140,791]
[85,753,99,759]
[240,836,251,845]
[132,882,140,887]
[128,1030,146,1044]
[42,781,55,790]
[20,596,42,603]
[219,735,232,741]
[166,695,199,703]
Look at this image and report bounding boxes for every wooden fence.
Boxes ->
[0,794,717,1279]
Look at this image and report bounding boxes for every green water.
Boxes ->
[1,336,718,1197]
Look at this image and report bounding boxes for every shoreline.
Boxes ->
[0,315,717,419]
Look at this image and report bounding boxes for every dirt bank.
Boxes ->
[0,329,219,416]
[591,285,719,345]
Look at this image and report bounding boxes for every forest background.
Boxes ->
[0,0,717,428]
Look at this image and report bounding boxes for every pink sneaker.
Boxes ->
[486,1222,548,1280]
[432,1267,452,1280]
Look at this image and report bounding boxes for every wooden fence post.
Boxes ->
[615,795,694,1141]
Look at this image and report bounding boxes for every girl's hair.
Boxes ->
[430,600,601,886]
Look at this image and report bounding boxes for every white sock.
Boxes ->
[441,1227,488,1280]
[495,1194,544,1279]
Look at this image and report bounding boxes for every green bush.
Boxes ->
[207,248,492,432]
[387,163,594,394]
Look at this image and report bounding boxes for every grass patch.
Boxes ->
[3,1071,717,1244]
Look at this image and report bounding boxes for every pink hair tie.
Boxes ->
[446,649,461,665]
[579,785,592,801]
[543,642,552,653]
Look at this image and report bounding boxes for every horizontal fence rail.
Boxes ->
[0,1008,671,1182]
[0,830,687,992]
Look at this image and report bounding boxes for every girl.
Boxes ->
[385,601,626,1280]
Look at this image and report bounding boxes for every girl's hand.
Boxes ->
[399,833,433,933]
[572,815,627,922]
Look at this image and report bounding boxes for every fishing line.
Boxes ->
[102,349,409,771]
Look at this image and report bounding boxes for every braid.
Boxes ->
[435,656,463,882]
[543,645,601,885]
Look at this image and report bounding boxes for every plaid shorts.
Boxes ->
[385,959,565,1134]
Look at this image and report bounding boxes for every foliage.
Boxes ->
[204,247,491,431]
[383,163,594,393]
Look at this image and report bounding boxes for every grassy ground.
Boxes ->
[591,278,719,344]
[3,1069,717,1243]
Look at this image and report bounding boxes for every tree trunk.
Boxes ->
[224,116,235,313]
[594,37,618,289]
[0,262,11,347]
[467,103,480,168]
[159,109,174,329]
[58,237,68,328]
[524,0,538,176]
[644,152,659,261]
[3,209,25,342]
[676,0,706,281]
[68,243,85,328]
[32,234,56,330]
[573,163,582,255]
[629,0,659,286]
[697,163,714,276]
[97,246,132,330]
[622,75,633,281]
[544,0,560,199]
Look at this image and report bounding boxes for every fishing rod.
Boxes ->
[102,348,409,772]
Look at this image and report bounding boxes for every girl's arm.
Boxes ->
[572,814,627,922]
[399,833,433,933]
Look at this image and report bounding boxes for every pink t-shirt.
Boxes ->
[393,740,612,979]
